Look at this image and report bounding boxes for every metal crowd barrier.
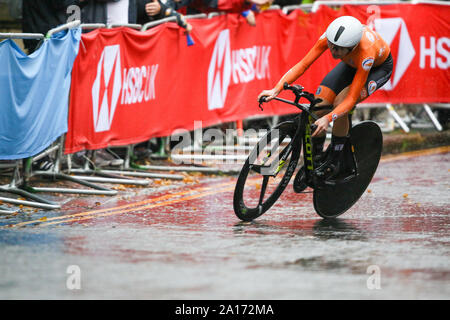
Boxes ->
[1,5,448,212]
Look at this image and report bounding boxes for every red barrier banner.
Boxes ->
[65,4,449,153]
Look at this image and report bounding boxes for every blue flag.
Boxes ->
[0,27,80,160]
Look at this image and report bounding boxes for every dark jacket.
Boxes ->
[22,0,85,52]
[22,0,138,52]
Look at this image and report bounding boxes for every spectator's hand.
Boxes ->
[249,0,273,6]
[146,0,162,17]
[245,10,256,26]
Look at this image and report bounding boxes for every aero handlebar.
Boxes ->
[259,83,322,121]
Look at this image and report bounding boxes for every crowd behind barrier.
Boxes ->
[0,0,449,211]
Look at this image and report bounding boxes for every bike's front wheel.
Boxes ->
[233,122,301,221]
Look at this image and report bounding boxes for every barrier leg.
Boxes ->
[423,104,443,131]
[386,103,410,133]
[71,144,185,180]
[0,161,61,210]
[27,137,120,195]
[152,137,169,159]
[124,143,234,177]
[129,164,240,175]
[0,205,17,214]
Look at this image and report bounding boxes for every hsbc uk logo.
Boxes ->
[92,45,158,132]
[374,17,449,90]
[208,29,271,110]
[374,18,415,91]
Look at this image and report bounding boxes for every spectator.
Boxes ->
[22,0,84,54]
[169,0,274,26]
[273,0,306,6]
[137,0,193,34]
[138,0,172,24]
[172,0,256,14]
[81,0,137,25]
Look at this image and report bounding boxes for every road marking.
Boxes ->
[9,180,238,228]
[39,184,238,227]
[7,178,260,228]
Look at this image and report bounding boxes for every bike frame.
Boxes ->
[270,85,321,182]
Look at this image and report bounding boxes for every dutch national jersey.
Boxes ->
[275,26,391,122]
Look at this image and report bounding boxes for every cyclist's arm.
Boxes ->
[274,37,328,92]
[326,65,370,122]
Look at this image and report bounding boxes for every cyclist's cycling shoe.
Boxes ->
[314,155,357,186]
[293,150,329,193]
[314,158,341,181]
[313,150,328,168]
[293,166,308,193]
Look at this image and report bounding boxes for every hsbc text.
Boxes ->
[420,37,449,69]
[121,64,159,105]
[232,46,271,84]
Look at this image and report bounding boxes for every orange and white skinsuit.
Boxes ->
[274,26,391,122]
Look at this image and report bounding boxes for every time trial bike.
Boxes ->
[233,83,383,221]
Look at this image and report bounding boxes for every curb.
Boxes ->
[382,130,450,155]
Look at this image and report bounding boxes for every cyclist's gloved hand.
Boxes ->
[312,116,330,137]
[257,88,280,104]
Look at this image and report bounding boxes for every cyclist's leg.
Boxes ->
[363,53,393,102]
[313,63,356,179]
[314,90,353,180]
[316,55,393,180]
[293,72,344,192]
[331,87,353,136]
[313,88,335,157]
[315,62,355,158]
[332,52,393,129]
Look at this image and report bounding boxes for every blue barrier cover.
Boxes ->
[0,27,80,160]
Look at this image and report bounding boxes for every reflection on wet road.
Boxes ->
[0,150,449,299]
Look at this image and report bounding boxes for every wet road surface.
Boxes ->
[0,149,449,299]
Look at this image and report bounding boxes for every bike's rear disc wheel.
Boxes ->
[233,122,300,221]
[313,121,383,218]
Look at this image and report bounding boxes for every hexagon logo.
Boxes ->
[374,18,415,90]
[207,30,231,110]
[92,45,122,132]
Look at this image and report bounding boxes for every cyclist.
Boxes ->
[258,15,393,180]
